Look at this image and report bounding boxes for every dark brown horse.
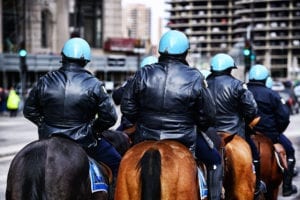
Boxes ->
[6,136,111,200]
[252,133,284,200]
[219,132,256,200]
[115,140,201,200]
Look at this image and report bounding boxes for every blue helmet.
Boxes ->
[249,64,269,81]
[200,69,211,79]
[62,37,91,61]
[158,30,189,55]
[140,56,158,68]
[265,77,273,88]
[210,53,236,71]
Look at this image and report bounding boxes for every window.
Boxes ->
[41,10,52,48]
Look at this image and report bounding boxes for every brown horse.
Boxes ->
[251,133,284,200]
[6,136,111,200]
[115,140,201,200]
[219,132,256,200]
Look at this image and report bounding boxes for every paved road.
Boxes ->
[0,113,299,199]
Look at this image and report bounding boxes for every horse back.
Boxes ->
[6,136,91,200]
[252,133,283,199]
[115,140,199,200]
[219,132,256,200]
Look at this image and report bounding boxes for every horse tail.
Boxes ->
[137,148,161,200]
[17,142,46,200]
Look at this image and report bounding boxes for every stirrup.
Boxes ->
[255,180,267,194]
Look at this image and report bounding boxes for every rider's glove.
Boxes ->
[248,116,261,129]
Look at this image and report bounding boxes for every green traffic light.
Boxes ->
[19,49,27,57]
[243,49,250,56]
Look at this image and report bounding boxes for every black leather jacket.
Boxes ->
[207,72,258,137]
[121,56,216,151]
[248,81,290,142]
[23,63,117,147]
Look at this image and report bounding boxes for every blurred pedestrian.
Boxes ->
[0,86,6,115]
[6,86,20,117]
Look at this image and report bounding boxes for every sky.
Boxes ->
[122,0,170,45]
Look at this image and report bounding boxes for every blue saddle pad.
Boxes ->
[89,159,108,193]
[197,167,208,199]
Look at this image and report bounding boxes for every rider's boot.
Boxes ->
[282,158,298,196]
[253,159,266,199]
[207,164,223,200]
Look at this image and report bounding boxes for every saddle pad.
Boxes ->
[197,167,208,199]
[89,159,108,193]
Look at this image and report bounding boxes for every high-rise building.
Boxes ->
[166,0,300,79]
[1,0,123,54]
[123,3,151,41]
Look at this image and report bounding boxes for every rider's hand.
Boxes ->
[248,116,261,129]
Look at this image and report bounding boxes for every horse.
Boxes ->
[115,140,201,200]
[219,132,256,200]
[251,133,284,200]
[6,136,112,200]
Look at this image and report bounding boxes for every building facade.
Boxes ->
[166,0,300,79]
[123,3,151,41]
[0,0,139,90]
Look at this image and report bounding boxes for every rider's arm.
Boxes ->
[239,83,259,125]
[121,72,140,124]
[23,80,43,126]
[272,91,290,133]
[92,83,118,134]
[194,76,216,131]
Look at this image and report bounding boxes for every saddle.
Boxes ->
[101,129,131,156]
[274,143,288,171]
[254,132,288,171]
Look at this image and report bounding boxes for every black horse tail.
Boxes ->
[6,141,47,200]
[138,148,161,200]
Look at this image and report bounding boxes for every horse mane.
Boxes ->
[137,148,161,200]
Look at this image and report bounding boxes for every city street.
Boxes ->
[0,112,300,199]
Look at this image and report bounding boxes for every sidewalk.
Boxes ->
[0,114,37,158]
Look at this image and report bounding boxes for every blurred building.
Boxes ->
[166,0,300,79]
[0,0,140,90]
[123,3,151,41]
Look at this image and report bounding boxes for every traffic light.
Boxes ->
[244,40,252,72]
[19,49,28,73]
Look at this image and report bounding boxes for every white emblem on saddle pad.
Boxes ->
[89,159,108,193]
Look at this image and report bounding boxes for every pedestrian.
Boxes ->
[121,30,222,200]
[206,53,265,198]
[0,86,6,115]
[6,86,20,117]
[247,64,298,196]
[23,38,120,189]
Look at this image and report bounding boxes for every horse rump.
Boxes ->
[6,137,91,200]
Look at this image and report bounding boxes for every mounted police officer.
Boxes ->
[247,64,298,196]
[121,30,222,200]
[23,38,121,180]
[206,53,265,198]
